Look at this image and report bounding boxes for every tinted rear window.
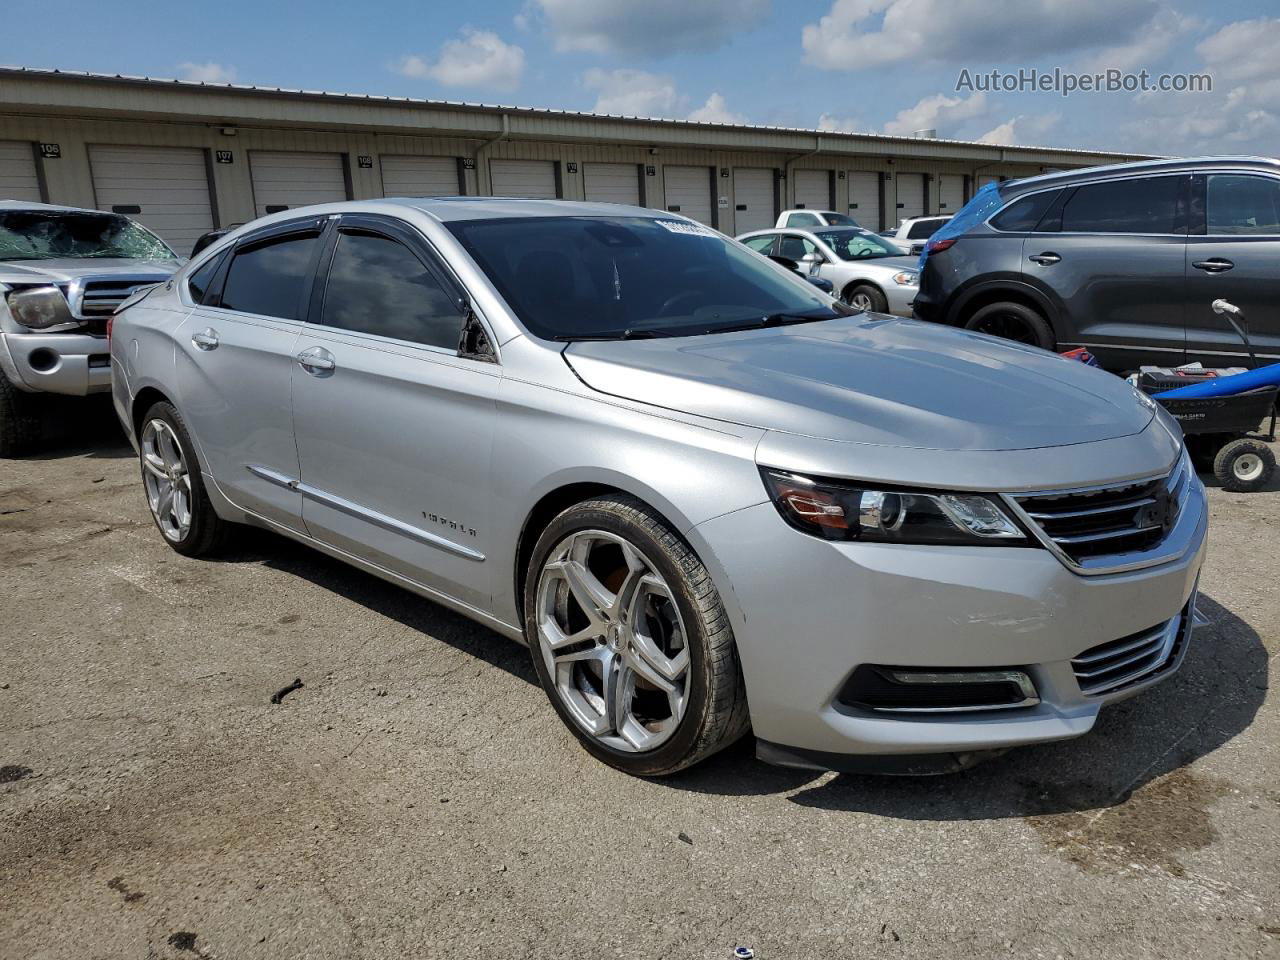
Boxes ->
[1060,177,1181,234]
[991,191,1059,232]
[220,232,319,320]
[906,219,945,240]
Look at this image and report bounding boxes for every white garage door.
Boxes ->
[794,169,831,210]
[88,145,215,253]
[846,171,880,230]
[733,167,774,234]
[0,141,41,202]
[895,173,926,223]
[938,174,965,214]
[663,166,713,226]
[250,152,348,218]
[381,155,459,197]
[583,163,640,205]
[490,159,558,199]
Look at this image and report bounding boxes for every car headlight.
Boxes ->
[6,286,75,329]
[761,469,1026,545]
[891,271,918,286]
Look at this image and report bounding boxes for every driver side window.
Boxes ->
[777,235,817,261]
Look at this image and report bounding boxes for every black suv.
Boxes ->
[913,157,1280,370]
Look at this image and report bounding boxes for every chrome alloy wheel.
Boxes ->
[140,418,192,542]
[534,530,691,752]
[846,290,874,312]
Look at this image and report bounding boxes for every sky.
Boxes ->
[6,0,1280,156]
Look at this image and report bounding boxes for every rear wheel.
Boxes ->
[138,401,229,556]
[964,301,1055,350]
[524,495,749,776]
[0,376,41,458]
[843,283,888,314]
[1213,438,1275,493]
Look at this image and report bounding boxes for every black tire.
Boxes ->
[138,401,230,556]
[1213,438,1276,493]
[843,283,888,314]
[964,301,1056,351]
[0,375,41,458]
[523,494,750,776]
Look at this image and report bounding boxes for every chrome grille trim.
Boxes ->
[1002,447,1196,576]
[1070,602,1191,697]
[64,275,166,320]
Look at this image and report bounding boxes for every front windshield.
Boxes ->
[814,228,903,261]
[447,215,842,340]
[0,211,175,261]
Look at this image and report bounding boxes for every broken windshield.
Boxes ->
[0,211,176,261]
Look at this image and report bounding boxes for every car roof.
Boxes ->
[0,199,110,215]
[365,196,663,223]
[999,155,1280,197]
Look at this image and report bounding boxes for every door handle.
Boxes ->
[296,347,336,375]
[1028,252,1061,266]
[1193,258,1234,273]
[190,328,219,350]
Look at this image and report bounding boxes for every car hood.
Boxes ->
[0,258,180,285]
[563,315,1153,451]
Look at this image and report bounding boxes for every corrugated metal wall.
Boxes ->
[0,111,1054,240]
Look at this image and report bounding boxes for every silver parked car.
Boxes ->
[0,201,179,455]
[112,198,1206,777]
[738,226,919,315]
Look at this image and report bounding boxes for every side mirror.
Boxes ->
[799,252,823,264]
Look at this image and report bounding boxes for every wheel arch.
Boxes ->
[841,278,886,303]
[131,385,174,437]
[947,280,1058,335]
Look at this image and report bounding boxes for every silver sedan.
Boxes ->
[112,198,1206,777]
[737,226,920,315]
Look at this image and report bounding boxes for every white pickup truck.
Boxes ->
[0,201,180,455]
[775,208,861,229]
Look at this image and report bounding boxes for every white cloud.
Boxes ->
[976,112,1060,146]
[531,0,769,56]
[1122,17,1280,153]
[395,29,525,92]
[802,0,1159,71]
[583,68,681,116]
[882,91,989,137]
[687,93,745,124]
[1074,8,1199,74]
[177,62,236,84]
[817,113,862,133]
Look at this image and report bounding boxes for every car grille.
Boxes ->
[1071,599,1193,697]
[1010,453,1190,566]
[67,278,162,318]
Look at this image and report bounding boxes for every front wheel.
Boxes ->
[524,495,750,776]
[843,283,888,314]
[138,401,230,556]
[964,301,1055,350]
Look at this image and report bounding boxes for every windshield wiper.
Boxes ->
[706,310,837,334]
[557,328,665,342]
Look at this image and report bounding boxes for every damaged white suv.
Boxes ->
[0,201,179,455]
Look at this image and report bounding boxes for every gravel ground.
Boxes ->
[2,399,1278,960]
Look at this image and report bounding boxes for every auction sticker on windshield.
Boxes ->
[655,220,718,238]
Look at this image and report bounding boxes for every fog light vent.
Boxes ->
[839,665,1039,713]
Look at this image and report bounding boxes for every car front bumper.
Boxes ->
[0,330,112,396]
[884,283,917,317]
[691,474,1208,770]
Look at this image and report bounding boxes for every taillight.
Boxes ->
[925,236,957,254]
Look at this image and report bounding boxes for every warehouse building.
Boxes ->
[0,67,1147,255]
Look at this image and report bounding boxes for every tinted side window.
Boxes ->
[321,231,462,349]
[777,235,817,260]
[1207,174,1280,235]
[1060,177,1180,234]
[742,235,776,254]
[221,233,320,319]
[991,191,1059,232]
[187,253,224,304]
[786,212,821,227]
